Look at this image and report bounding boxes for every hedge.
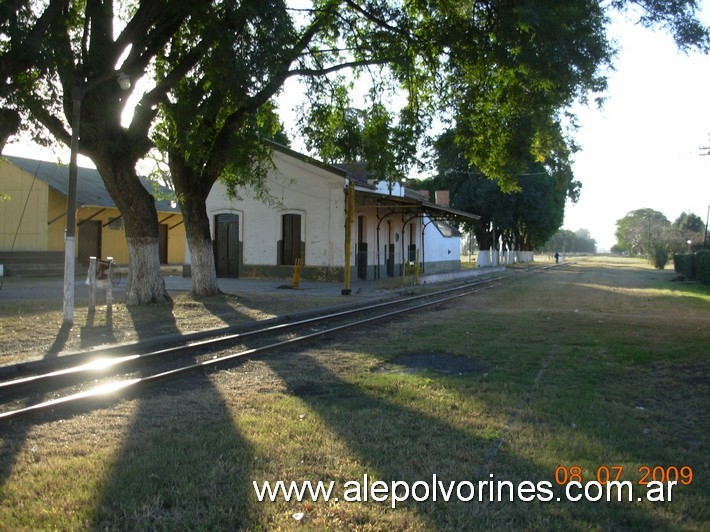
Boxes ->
[674,250,710,284]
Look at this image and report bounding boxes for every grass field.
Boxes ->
[0,256,708,530]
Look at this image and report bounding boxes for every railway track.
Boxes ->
[0,266,556,422]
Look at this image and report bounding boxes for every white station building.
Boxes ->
[194,140,479,282]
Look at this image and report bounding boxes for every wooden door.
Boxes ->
[281,214,301,265]
[214,214,240,278]
[159,224,168,264]
[77,220,101,266]
[356,215,368,280]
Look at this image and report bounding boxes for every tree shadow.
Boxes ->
[258,350,515,526]
[126,301,180,340]
[44,322,72,358]
[200,294,248,327]
[0,321,75,486]
[258,349,679,529]
[79,306,117,348]
[90,371,256,529]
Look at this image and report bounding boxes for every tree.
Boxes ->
[1,1,207,304]
[2,0,708,305]
[540,229,597,253]
[614,208,671,256]
[425,129,577,252]
[150,2,301,297]
[674,211,705,232]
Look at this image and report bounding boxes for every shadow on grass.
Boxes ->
[80,307,117,348]
[90,372,256,529]
[44,321,72,357]
[201,294,250,327]
[127,301,180,340]
[260,350,668,529]
[0,321,75,486]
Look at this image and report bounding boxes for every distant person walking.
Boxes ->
[554,252,560,264]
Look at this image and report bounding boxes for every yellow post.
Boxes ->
[342,181,355,295]
[292,257,303,289]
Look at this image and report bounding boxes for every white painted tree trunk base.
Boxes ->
[189,237,220,297]
[125,237,171,305]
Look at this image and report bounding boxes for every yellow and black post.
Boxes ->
[342,181,355,295]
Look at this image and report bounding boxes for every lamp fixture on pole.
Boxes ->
[63,71,131,325]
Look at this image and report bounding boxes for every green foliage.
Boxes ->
[616,209,707,257]
[673,253,695,278]
[614,208,671,255]
[674,211,705,233]
[300,85,419,186]
[698,250,710,284]
[540,228,597,253]
[676,250,710,285]
[3,0,710,300]
[649,243,669,269]
[427,128,572,251]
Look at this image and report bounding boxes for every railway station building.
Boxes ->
[199,140,478,282]
[0,155,185,275]
[1,142,478,282]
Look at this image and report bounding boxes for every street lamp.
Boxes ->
[687,239,693,254]
[63,71,131,325]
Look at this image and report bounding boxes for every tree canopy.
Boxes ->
[2,0,709,303]
[540,229,597,254]
[613,208,672,256]
[614,208,709,263]
[420,128,578,252]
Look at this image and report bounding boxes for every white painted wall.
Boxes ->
[354,182,462,276]
[195,147,346,268]
[423,217,460,270]
[192,155,463,277]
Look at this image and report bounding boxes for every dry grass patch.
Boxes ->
[0,290,349,365]
[0,257,708,529]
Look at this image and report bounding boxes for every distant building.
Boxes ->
[1,146,478,281]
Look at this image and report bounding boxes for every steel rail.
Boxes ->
[0,279,500,421]
[0,275,506,394]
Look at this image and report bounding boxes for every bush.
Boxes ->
[674,253,694,278]
[649,244,669,269]
[673,250,710,284]
[697,250,710,284]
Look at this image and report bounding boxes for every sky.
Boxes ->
[5,3,710,252]
[274,4,710,252]
[561,6,710,251]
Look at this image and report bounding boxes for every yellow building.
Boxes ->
[0,155,185,272]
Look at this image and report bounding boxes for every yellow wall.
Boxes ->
[75,207,186,264]
[0,162,49,250]
[47,188,67,251]
[2,160,186,264]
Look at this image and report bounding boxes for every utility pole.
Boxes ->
[701,144,710,249]
[63,72,131,325]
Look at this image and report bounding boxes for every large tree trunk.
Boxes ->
[94,156,171,305]
[169,153,220,297]
[0,109,20,153]
[183,197,220,297]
